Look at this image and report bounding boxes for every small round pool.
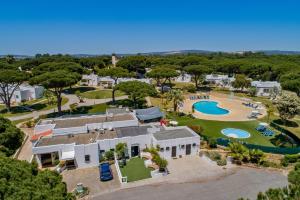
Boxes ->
[193,101,229,115]
[221,128,251,139]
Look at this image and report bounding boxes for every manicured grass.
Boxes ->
[120,157,152,182]
[1,97,68,117]
[168,113,277,147]
[75,103,108,114]
[81,90,124,99]
[12,117,33,125]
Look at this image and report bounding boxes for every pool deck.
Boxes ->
[183,92,266,121]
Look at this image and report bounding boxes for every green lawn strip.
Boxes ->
[81,90,125,99]
[11,117,33,125]
[1,97,69,117]
[75,103,108,114]
[120,157,152,182]
[168,114,276,147]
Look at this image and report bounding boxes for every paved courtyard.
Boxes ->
[94,167,288,200]
[62,165,121,195]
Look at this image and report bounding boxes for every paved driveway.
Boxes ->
[93,167,288,200]
[62,165,121,196]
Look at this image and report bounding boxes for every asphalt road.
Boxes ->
[93,167,288,200]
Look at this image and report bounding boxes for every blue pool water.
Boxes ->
[221,128,251,139]
[193,101,229,115]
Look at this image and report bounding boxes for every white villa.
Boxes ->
[81,73,152,88]
[205,74,235,87]
[251,81,281,97]
[0,84,44,104]
[31,109,200,169]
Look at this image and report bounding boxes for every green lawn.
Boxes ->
[81,90,125,99]
[168,113,277,147]
[1,97,69,117]
[120,157,152,182]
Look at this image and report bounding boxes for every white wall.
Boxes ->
[74,143,99,168]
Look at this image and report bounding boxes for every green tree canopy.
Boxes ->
[79,57,106,71]
[30,70,81,114]
[0,156,74,200]
[32,62,86,75]
[0,117,24,156]
[280,72,300,96]
[275,92,300,123]
[166,89,184,112]
[115,81,157,108]
[146,67,179,92]
[232,74,251,91]
[184,65,211,88]
[116,56,150,74]
[97,67,133,102]
[0,68,28,111]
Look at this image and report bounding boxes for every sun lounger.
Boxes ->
[263,129,274,136]
[256,125,266,132]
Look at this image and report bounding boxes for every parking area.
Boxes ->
[62,164,121,196]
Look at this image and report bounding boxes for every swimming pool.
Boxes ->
[221,128,251,139]
[193,101,229,115]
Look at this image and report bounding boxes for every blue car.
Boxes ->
[99,162,113,181]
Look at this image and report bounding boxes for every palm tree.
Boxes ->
[166,89,184,112]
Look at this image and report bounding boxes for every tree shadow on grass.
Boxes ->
[273,119,299,128]
[63,86,96,94]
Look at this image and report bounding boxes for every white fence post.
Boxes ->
[114,153,127,184]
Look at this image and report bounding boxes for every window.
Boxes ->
[160,148,164,152]
[181,145,185,149]
[85,155,90,162]
[192,143,197,147]
[263,88,270,93]
[166,147,170,151]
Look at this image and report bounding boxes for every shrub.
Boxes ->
[208,138,217,148]
[282,154,300,165]
[261,160,280,168]
[205,151,221,161]
[184,85,196,93]
[288,168,300,185]
[189,125,204,134]
[104,150,114,161]
[217,159,227,166]
[295,162,300,171]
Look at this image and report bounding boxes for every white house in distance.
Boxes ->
[0,84,44,104]
[31,108,200,169]
[205,74,235,87]
[81,73,152,88]
[251,81,281,97]
[175,72,192,83]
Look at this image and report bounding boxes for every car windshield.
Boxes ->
[102,171,111,176]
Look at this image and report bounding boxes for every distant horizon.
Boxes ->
[2,49,300,57]
[1,0,300,55]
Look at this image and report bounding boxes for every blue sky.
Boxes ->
[1,0,300,55]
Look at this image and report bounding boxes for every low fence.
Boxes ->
[114,153,127,184]
[216,138,300,155]
[270,122,300,144]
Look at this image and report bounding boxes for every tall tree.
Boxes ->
[232,74,251,91]
[97,67,133,103]
[115,81,157,108]
[280,72,300,96]
[30,70,81,115]
[166,89,184,112]
[146,67,179,93]
[184,65,211,88]
[116,55,149,74]
[0,156,74,200]
[0,117,24,156]
[32,62,85,75]
[0,69,28,111]
[275,92,300,124]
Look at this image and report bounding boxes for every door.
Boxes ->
[171,146,177,157]
[186,144,191,155]
[131,145,140,157]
